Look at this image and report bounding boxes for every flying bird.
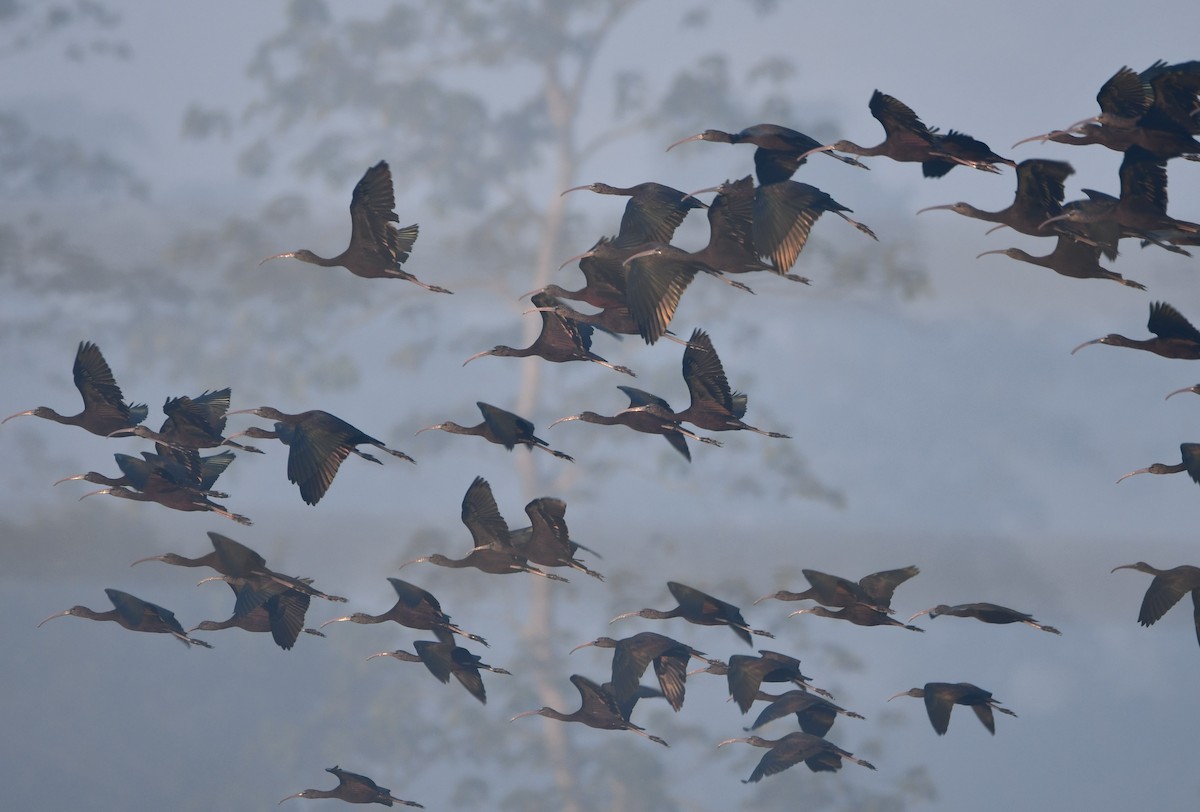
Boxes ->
[1111,561,1200,648]
[367,640,510,704]
[279,765,424,806]
[717,732,876,782]
[1071,302,1200,359]
[260,160,451,293]
[888,682,1017,735]
[417,401,574,461]
[907,602,1061,634]
[38,588,212,648]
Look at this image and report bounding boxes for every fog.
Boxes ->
[2,2,1198,810]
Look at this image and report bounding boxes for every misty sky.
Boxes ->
[3,2,1199,811]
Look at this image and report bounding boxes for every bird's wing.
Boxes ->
[389,578,441,612]
[1016,159,1074,215]
[1095,65,1154,119]
[413,641,456,684]
[616,183,703,247]
[285,423,352,506]
[478,402,532,449]
[1182,444,1200,486]
[681,328,736,412]
[749,741,808,781]
[618,385,672,412]
[752,182,824,272]
[266,590,311,650]
[923,690,953,735]
[1119,147,1169,214]
[1138,571,1192,626]
[461,476,511,549]
[348,161,406,268]
[625,249,698,345]
[971,702,997,734]
[858,566,920,608]
[73,341,143,424]
[869,90,935,143]
[1147,302,1200,343]
[648,648,688,712]
[208,531,268,575]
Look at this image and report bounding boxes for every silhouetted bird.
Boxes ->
[720,650,827,712]
[976,235,1146,289]
[1116,443,1200,486]
[1014,61,1200,160]
[1071,302,1200,359]
[463,292,634,376]
[507,497,604,581]
[560,181,704,247]
[756,565,919,613]
[551,385,720,462]
[570,631,718,717]
[38,588,212,648]
[138,531,347,611]
[3,341,146,435]
[260,160,450,293]
[367,640,510,704]
[908,602,1061,634]
[917,159,1076,237]
[279,765,424,806]
[610,581,774,646]
[888,682,1017,735]
[666,123,867,185]
[110,388,261,454]
[320,577,487,645]
[56,450,235,499]
[78,455,252,526]
[417,401,573,461]
[537,237,630,311]
[672,328,789,438]
[1111,561,1200,647]
[189,579,322,651]
[745,689,865,737]
[510,673,668,746]
[788,604,924,631]
[398,477,567,580]
[717,732,876,782]
[750,178,877,274]
[226,406,414,505]
[801,90,1013,177]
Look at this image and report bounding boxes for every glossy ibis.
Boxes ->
[666,123,867,185]
[1116,443,1200,486]
[550,385,720,462]
[535,237,630,310]
[569,631,718,717]
[800,90,1013,176]
[279,765,424,806]
[745,689,865,737]
[1071,302,1200,359]
[756,565,919,613]
[38,588,212,648]
[79,460,252,526]
[463,292,634,376]
[320,577,487,645]
[509,673,668,746]
[750,178,877,273]
[610,580,773,646]
[1040,147,1200,248]
[1014,61,1200,160]
[226,406,414,506]
[718,650,828,712]
[908,602,1060,634]
[189,579,322,651]
[788,604,924,631]
[260,160,450,293]
[56,450,235,498]
[398,477,567,580]
[717,732,875,782]
[888,682,1017,735]
[110,388,262,454]
[559,181,704,248]
[672,328,789,438]
[3,341,147,436]
[976,235,1146,289]
[367,640,510,704]
[507,497,603,581]
[917,159,1076,237]
[620,240,757,346]
[417,401,573,462]
[1111,561,1200,647]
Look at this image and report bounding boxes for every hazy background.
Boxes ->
[2,2,1198,810]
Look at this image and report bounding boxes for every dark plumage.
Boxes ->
[1072,302,1200,359]
[417,401,573,461]
[889,682,1017,735]
[38,588,212,648]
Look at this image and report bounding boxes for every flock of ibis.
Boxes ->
[8,58,1200,806]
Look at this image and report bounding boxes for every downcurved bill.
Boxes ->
[1115,468,1152,484]
[915,204,957,215]
[258,252,297,266]
[36,610,73,628]
[1070,338,1104,355]
[1,409,36,424]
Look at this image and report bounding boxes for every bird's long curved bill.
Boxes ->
[462,350,492,366]
[795,144,838,162]
[559,184,596,196]
[665,132,706,152]
[53,473,88,486]
[258,252,296,266]
[1,409,35,424]
[1115,468,1151,484]
[78,488,112,500]
[36,610,72,627]
[1066,116,1100,133]
[414,425,444,436]
[1038,214,1070,230]
[906,609,933,623]
[397,557,429,570]
[915,204,956,215]
[608,610,642,624]
[129,555,166,567]
[1070,338,1103,355]
[548,415,581,428]
[885,691,910,702]
[1164,386,1199,400]
[319,616,352,629]
[278,792,305,804]
[786,608,813,618]
[556,249,596,271]
[1110,563,1140,573]
[365,651,392,661]
[621,248,659,267]
[1011,132,1059,148]
[509,709,544,722]
[974,249,1009,260]
[568,641,596,655]
[716,737,750,748]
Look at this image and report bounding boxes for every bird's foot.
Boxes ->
[784,273,812,285]
[648,734,670,747]
[750,628,775,638]
[303,628,326,637]
[699,437,723,446]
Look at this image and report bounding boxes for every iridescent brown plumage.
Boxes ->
[1112,561,1200,648]
[1071,302,1200,359]
[279,765,424,806]
[888,682,1017,735]
[38,588,212,648]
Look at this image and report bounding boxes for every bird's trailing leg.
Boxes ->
[836,212,878,241]
[591,359,636,377]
